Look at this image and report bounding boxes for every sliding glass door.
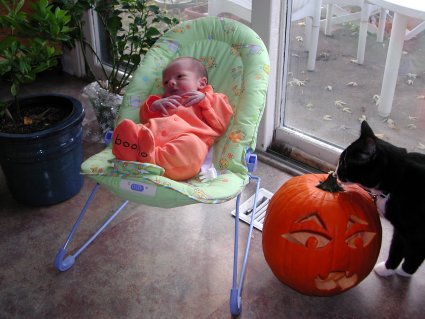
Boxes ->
[275,0,425,168]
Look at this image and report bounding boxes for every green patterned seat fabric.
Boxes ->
[81,17,270,208]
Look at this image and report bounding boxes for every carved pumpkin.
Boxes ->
[262,173,382,296]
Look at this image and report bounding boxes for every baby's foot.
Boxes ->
[112,119,141,161]
[137,125,155,163]
[374,261,395,277]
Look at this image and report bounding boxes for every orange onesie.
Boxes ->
[112,85,233,180]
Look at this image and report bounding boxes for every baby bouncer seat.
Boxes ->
[55,16,269,316]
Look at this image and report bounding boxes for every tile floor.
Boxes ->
[1,72,425,319]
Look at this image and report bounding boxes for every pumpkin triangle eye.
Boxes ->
[297,213,327,230]
[345,231,376,248]
[346,215,368,231]
[282,231,331,248]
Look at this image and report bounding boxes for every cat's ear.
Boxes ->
[360,121,375,138]
[364,137,377,156]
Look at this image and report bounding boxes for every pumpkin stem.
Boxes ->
[316,171,344,193]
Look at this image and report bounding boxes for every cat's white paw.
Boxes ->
[396,267,412,278]
[374,262,395,277]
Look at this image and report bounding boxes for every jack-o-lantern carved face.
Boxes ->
[262,174,382,296]
[282,211,377,292]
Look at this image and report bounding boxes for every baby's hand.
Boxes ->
[182,91,205,107]
[150,95,182,115]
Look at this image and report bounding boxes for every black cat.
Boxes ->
[336,120,425,277]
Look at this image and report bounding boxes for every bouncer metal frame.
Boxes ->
[55,154,261,317]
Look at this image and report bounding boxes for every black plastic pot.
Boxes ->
[0,94,85,206]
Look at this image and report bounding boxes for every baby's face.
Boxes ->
[162,60,206,97]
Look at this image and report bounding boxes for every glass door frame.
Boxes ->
[261,0,341,166]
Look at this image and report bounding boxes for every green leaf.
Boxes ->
[11,83,17,96]
[146,27,160,37]
[0,37,19,52]
[106,15,122,35]
[15,0,25,12]
[147,5,160,14]
[130,54,141,65]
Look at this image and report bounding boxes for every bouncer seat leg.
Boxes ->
[229,175,261,316]
[54,183,129,271]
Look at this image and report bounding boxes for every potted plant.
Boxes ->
[58,0,179,139]
[0,0,85,206]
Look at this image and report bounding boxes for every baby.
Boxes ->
[112,57,234,181]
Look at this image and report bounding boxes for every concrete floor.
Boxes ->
[1,72,425,318]
[286,17,425,154]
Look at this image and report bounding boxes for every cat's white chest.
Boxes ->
[370,188,389,217]
[376,194,389,216]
